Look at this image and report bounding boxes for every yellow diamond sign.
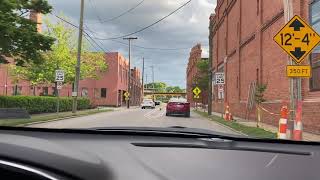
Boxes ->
[193,87,201,99]
[124,92,130,98]
[274,15,320,64]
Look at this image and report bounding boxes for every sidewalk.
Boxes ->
[197,107,320,142]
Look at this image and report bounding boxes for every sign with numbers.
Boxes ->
[55,70,65,82]
[56,81,63,89]
[286,65,311,77]
[273,15,320,64]
[214,72,225,85]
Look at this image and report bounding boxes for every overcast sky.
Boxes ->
[46,0,216,88]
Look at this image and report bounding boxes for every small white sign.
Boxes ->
[57,82,63,90]
[215,72,225,85]
[218,85,224,100]
[55,70,65,82]
[72,92,77,97]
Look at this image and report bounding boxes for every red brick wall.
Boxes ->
[211,0,320,134]
[186,44,202,106]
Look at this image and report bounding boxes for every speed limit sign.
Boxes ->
[55,70,65,82]
[57,81,63,90]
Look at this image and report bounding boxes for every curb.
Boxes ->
[20,109,114,127]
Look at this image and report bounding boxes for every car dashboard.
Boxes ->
[0,127,318,180]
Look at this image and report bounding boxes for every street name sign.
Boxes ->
[193,87,201,99]
[214,72,225,85]
[274,15,320,64]
[286,65,311,77]
[55,70,65,82]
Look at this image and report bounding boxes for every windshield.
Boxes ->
[1,0,320,142]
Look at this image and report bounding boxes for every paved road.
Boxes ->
[29,105,239,135]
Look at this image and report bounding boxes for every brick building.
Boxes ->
[210,0,320,133]
[0,52,142,107]
[186,44,208,106]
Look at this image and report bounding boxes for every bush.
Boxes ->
[0,96,91,114]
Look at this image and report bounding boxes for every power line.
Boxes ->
[94,0,192,40]
[52,14,110,53]
[93,0,145,24]
[110,39,191,51]
[88,0,103,22]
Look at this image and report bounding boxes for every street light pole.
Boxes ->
[123,37,138,109]
[72,0,84,113]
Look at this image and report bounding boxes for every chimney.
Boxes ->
[29,10,42,33]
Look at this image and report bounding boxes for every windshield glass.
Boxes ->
[1,0,320,142]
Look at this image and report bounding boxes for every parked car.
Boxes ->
[155,100,161,106]
[141,99,155,109]
[166,98,190,117]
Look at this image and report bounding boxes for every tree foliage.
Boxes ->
[10,17,108,85]
[145,82,185,93]
[194,58,209,91]
[0,0,54,65]
[255,84,267,104]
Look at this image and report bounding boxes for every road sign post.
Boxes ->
[274,13,320,138]
[214,72,225,117]
[55,70,64,114]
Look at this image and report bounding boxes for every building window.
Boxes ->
[94,88,107,98]
[41,87,48,96]
[12,86,22,95]
[81,88,88,97]
[52,87,57,96]
[94,88,100,98]
[101,88,107,98]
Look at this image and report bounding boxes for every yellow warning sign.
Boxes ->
[193,87,201,99]
[274,15,320,64]
[286,65,311,78]
[124,92,130,100]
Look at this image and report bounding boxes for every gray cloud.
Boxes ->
[47,0,216,87]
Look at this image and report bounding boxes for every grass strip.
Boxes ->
[194,110,277,139]
[0,108,114,127]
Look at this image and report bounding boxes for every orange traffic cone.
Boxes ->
[293,101,303,141]
[278,105,288,139]
[224,105,231,121]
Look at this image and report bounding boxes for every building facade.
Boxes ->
[0,52,142,107]
[210,0,320,133]
[186,44,208,106]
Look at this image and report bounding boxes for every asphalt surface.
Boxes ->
[28,105,239,135]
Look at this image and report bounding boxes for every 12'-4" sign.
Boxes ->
[273,15,320,64]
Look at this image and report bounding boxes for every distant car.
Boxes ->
[155,101,161,106]
[166,98,190,117]
[141,99,155,109]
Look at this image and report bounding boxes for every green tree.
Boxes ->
[10,18,108,89]
[194,58,209,91]
[145,82,167,92]
[166,86,184,93]
[0,0,54,65]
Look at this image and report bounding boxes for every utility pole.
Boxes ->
[72,0,84,113]
[142,57,145,102]
[283,0,298,137]
[150,65,155,101]
[208,18,214,115]
[123,37,138,108]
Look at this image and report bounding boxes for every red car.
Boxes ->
[166,98,190,117]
